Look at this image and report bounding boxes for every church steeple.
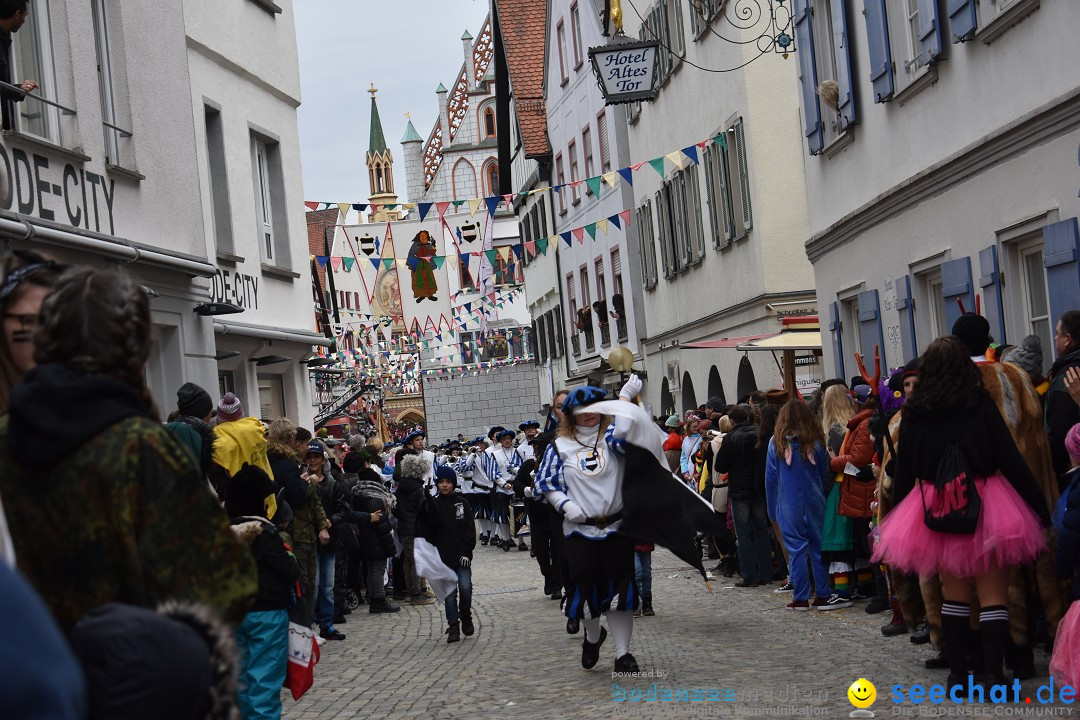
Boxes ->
[365,84,401,222]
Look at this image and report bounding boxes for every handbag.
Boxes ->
[838,465,876,519]
[711,472,729,511]
[919,438,981,535]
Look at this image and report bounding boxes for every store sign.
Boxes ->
[0,145,116,234]
[588,38,661,105]
[211,268,259,310]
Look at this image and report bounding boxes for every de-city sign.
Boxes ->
[588,37,661,105]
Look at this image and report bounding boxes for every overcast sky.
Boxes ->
[295,0,491,211]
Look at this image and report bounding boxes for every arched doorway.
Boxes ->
[396,410,425,426]
[682,372,698,415]
[660,377,675,418]
[736,355,758,403]
[707,366,726,405]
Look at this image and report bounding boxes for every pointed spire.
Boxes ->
[461,29,473,40]
[401,118,422,144]
[368,84,387,154]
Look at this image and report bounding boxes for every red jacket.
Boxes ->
[829,409,874,473]
[662,432,682,452]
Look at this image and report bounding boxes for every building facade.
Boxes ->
[791,0,1080,379]
[622,1,817,415]
[185,0,327,428]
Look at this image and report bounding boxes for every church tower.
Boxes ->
[365,84,401,223]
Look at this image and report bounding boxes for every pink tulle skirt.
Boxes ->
[1052,602,1080,688]
[872,475,1045,578]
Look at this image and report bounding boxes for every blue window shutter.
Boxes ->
[896,275,917,363]
[829,301,846,378]
[1043,218,1080,335]
[857,289,886,364]
[864,0,894,103]
[941,257,975,332]
[947,0,978,43]
[978,245,1006,346]
[793,0,824,155]
[917,0,943,65]
[831,0,856,129]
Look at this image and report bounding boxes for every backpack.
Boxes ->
[919,440,981,534]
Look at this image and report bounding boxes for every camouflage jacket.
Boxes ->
[291,476,328,547]
[0,415,257,630]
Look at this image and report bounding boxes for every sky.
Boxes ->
[295,0,492,212]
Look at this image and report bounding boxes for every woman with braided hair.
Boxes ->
[0,249,65,412]
[0,266,257,631]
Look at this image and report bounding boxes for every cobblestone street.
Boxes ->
[282,547,1075,719]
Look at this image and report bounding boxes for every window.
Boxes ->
[611,249,628,341]
[250,134,290,268]
[254,140,274,261]
[921,270,948,341]
[492,247,521,286]
[483,106,496,138]
[567,274,580,356]
[570,2,583,68]
[452,158,477,200]
[793,0,857,153]
[1018,241,1052,375]
[579,266,593,351]
[597,111,611,172]
[545,311,559,358]
[485,161,499,196]
[702,119,752,248]
[555,153,566,214]
[92,0,133,168]
[582,126,595,196]
[205,106,233,254]
[688,0,720,37]
[643,0,685,86]
[637,199,658,289]
[484,332,510,359]
[258,375,285,421]
[977,0,1040,42]
[595,257,609,346]
[841,296,862,364]
[557,20,568,85]
[8,0,60,141]
[878,0,935,97]
[568,140,580,205]
[459,331,479,363]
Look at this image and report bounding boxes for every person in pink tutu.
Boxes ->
[873,336,1050,692]
[1051,423,1080,688]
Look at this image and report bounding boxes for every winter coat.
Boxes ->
[513,459,537,499]
[165,414,215,475]
[315,473,370,554]
[828,409,874,475]
[352,470,396,560]
[714,423,759,502]
[764,437,830,533]
[393,475,426,538]
[0,363,257,630]
[230,517,299,612]
[421,492,476,569]
[680,434,702,476]
[1055,467,1080,594]
[291,475,328,548]
[267,442,308,512]
[1046,346,1080,480]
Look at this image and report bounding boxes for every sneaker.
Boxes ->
[925,650,949,669]
[813,594,853,611]
[850,588,873,601]
[581,626,607,669]
[517,540,529,551]
[320,627,346,641]
[786,600,810,611]
[314,634,327,646]
[774,580,794,593]
[614,653,640,673]
[479,534,489,546]
[865,595,891,614]
[409,594,435,606]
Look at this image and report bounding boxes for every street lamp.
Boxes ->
[608,346,634,375]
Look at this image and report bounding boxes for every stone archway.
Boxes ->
[707,366,726,405]
[682,372,698,415]
[660,377,676,418]
[395,410,425,425]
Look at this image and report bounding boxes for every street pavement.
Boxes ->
[283,546,1074,719]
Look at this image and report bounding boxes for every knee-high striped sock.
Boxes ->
[979,605,1010,682]
[832,571,851,599]
[857,569,874,594]
[942,601,972,680]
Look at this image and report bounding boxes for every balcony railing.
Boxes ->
[571,334,581,357]
[616,315,628,342]
[599,322,611,348]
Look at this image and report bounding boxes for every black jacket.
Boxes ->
[315,473,370,553]
[512,459,536,499]
[352,470,396,560]
[393,475,426,538]
[893,391,1050,524]
[268,443,307,512]
[230,517,299,612]
[1055,467,1080,594]
[421,492,476,568]
[1046,346,1080,480]
[714,423,760,502]
[0,30,25,132]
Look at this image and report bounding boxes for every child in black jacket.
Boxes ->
[422,465,476,643]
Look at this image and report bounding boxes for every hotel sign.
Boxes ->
[588,38,661,105]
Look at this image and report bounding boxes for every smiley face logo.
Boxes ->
[847,678,876,709]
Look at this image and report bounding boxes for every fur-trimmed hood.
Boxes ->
[266,439,299,463]
[399,453,430,480]
[230,517,272,547]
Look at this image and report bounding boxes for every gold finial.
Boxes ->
[610,0,623,32]
[368,83,378,99]
[404,112,411,119]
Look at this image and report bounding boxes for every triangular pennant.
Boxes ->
[682,146,699,164]
[446,255,458,270]
[484,249,498,264]
[502,194,514,209]
[351,203,368,212]
[630,162,646,171]
[484,196,501,217]
[561,232,572,247]
[524,240,535,256]
[619,209,632,225]
[342,257,355,272]
[384,204,398,211]
[369,204,380,215]
[337,203,351,219]
[602,172,618,188]
[649,158,667,177]
[585,177,603,197]
[383,258,394,270]
[418,203,433,221]
[431,256,445,270]
[712,134,727,149]
[585,223,597,240]
[436,201,452,218]
[468,198,484,217]
[497,246,512,263]
[665,151,685,170]
[316,256,329,267]
[304,201,319,211]
[617,167,634,186]
[453,199,467,208]
[572,227,585,243]
[330,257,343,271]
[371,258,382,272]
[537,238,549,255]
[597,218,609,234]
[609,213,622,230]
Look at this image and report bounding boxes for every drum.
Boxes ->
[511,501,529,538]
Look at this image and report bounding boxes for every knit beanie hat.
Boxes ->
[1067,423,1080,467]
[434,464,458,488]
[216,392,243,422]
[1003,334,1044,381]
[952,313,992,356]
[664,415,681,428]
[176,382,213,419]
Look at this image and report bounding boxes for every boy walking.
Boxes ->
[422,465,476,642]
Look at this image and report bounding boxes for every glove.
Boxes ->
[560,499,587,524]
[619,373,643,400]
[523,486,534,498]
[460,556,471,567]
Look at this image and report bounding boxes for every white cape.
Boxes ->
[413,537,459,603]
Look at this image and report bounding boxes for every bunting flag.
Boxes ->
[597,218,609,234]
[560,231,572,247]
[484,196,501,217]
[436,201,451,218]
[649,157,666,178]
[617,167,634,186]
[572,227,585,243]
[609,213,621,230]
[682,146,699,165]
[467,198,484,217]
[418,203,433,221]
[602,171,618,188]
[536,238,549,255]
[664,151,685,170]
[337,203,351,219]
[585,177,603,197]
[585,223,597,240]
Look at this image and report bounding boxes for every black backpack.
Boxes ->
[920,440,981,534]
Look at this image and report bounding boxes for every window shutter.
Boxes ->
[703,145,719,248]
[864,0,894,103]
[792,0,824,154]
[690,164,706,259]
[718,143,734,246]
[978,245,1006,346]
[896,275,918,363]
[917,0,943,66]
[947,0,978,43]
[829,301,846,378]
[1043,218,1080,336]
[734,119,752,233]
[830,0,857,130]
[612,249,622,275]
[941,256,975,332]
[636,207,649,287]
[857,289,886,364]
[648,202,658,286]
[657,190,672,278]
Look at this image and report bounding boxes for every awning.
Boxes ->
[682,332,776,349]
[214,320,333,348]
[736,331,822,352]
